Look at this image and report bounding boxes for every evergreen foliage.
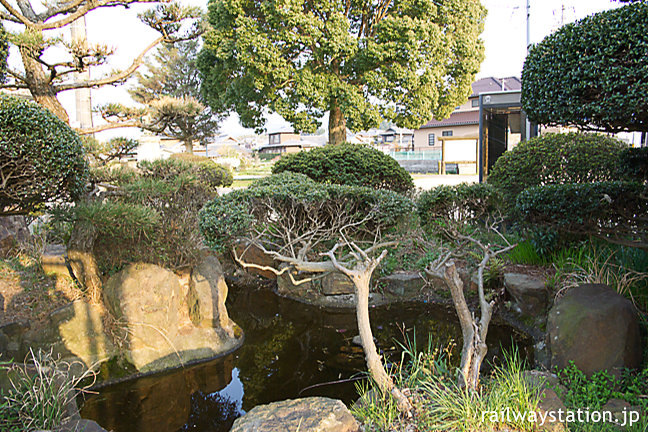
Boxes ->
[522,2,648,132]
[0,96,88,216]
[271,144,414,192]
[199,0,486,144]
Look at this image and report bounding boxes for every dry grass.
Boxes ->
[0,253,82,326]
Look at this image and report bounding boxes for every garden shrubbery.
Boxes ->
[200,172,414,254]
[488,133,625,204]
[271,143,414,193]
[0,95,88,216]
[417,183,502,228]
[54,158,233,274]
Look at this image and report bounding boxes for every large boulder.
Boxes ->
[230,397,361,432]
[103,256,242,373]
[548,284,642,375]
[504,272,548,316]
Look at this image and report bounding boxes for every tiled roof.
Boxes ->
[419,110,479,129]
[470,77,521,96]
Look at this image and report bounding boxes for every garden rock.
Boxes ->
[103,258,242,373]
[537,388,567,432]
[0,215,29,255]
[41,244,71,280]
[504,273,548,316]
[230,397,361,432]
[322,273,355,295]
[381,271,425,296]
[548,284,642,376]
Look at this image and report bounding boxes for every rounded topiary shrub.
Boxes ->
[0,96,88,215]
[417,183,502,228]
[488,132,625,203]
[271,144,414,193]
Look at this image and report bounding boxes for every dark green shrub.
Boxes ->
[522,2,648,133]
[619,147,648,182]
[488,133,625,203]
[200,172,414,254]
[271,144,414,193]
[515,181,647,249]
[417,183,502,227]
[0,96,88,215]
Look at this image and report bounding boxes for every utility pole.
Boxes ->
[525,0,532,141]
[70,17,94,132]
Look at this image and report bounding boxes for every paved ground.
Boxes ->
[412,174,479,190]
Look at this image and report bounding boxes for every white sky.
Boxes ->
[31,0,624,138]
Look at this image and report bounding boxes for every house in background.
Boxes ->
[409,77,523,175]
[380,127,414,151]
[258,128,323,154]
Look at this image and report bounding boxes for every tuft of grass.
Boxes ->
[0,349,95,432]
[352,338,542,432]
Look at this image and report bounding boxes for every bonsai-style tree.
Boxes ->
[420,183,514,390]
[99,40,219,153]
[0,95,88,216]
[199,0,486,145]
[522,2,648,133]
[200,172,415,413]
[0,0,202,126]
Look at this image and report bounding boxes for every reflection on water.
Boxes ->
[80,284,533,432]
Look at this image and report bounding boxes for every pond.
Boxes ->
[79,282,533,432]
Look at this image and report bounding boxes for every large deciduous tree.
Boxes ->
[522,2,648,133]
[0,0,202,125]
[98,40,220,153]
[198,0,486,145]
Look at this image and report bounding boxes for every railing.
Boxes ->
[389,150,442,161]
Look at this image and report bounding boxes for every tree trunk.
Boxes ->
[183,139,194,154]
[353,272,412,414]
[19,46,70,123]
[68,221,103,304]
[442,260,490,390]
[328,98,346,146]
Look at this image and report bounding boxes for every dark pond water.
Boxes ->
[79,283,533,432]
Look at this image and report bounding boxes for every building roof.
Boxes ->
[419,110,480,129]
[470,77,521,97]
[382,126,414,135]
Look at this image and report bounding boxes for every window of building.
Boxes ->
[442,130,453,137]
[428,133,435,146]
[471,99,480,107]
[270,134,280,144]
[384,135,394,142]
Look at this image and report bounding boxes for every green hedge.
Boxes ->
[514,181,647,244]
[488,133,625,203]
[522,2,648,133]
[619,147,648,182]
[200,172,414,253]
[0,96,88,215]
[271,144,414,193]
[417,183,502,227]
